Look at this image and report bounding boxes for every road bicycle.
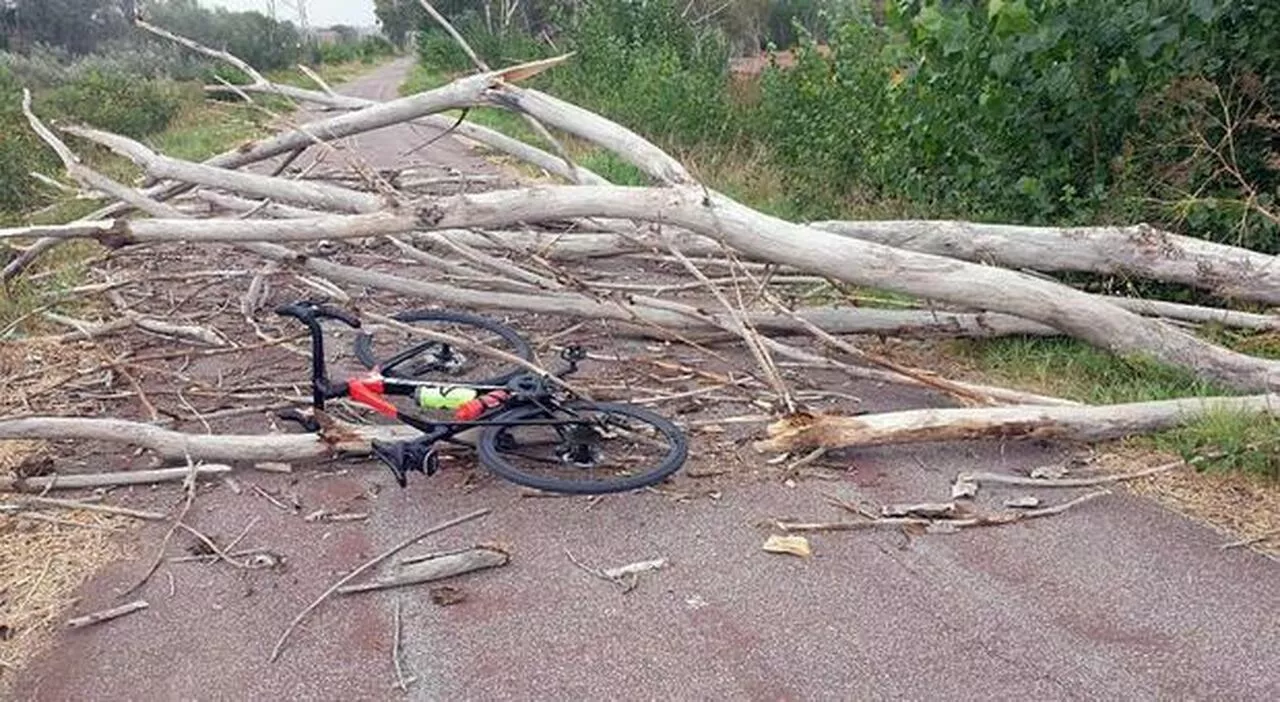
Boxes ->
[274,300,688,495]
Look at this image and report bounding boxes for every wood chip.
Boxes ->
[762,534,812,558]
[66,600,149,629]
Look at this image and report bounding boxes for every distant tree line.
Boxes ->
[374,0,847,56]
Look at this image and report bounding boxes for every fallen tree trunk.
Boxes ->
[811,219,1280,306]
[754,393,1280,453]
[13,183,1278,391]
[0,416,421,463]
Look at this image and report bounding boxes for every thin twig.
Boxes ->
[66,600,149,629]
[269,508,491,662]
[773,491,1110,533]
[960,460,1185,488]
[15,496,166,521]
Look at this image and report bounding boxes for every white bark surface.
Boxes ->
[812,219,1280,305]
[756,393,1280,452]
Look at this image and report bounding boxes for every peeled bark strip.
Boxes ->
[336,545,511,594]
[812,219,1280,306]
[755,393,1280,453]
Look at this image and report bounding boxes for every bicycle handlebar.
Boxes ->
[274,300,362,329]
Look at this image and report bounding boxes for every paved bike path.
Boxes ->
[11,58,1279,702]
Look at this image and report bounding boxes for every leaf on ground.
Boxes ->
[951,479,979,499]
[763,534,812,558]
[1003,496,1041,509]
[430,586,466,606]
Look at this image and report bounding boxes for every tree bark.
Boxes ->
[811,219,1280,306]
[0,416,422,463]
[755,393,1280,453]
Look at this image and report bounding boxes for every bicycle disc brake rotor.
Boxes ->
[405,342,468,376]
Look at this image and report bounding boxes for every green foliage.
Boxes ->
[1157,409,1280,478]
[754,1,1280,232]
[44,67,185,138]
[951,335,1225,405]
[0,65,57,214]
[2,0,133,56]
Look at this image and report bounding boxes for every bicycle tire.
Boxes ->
[477,400,688,495]
[354,309,534,387]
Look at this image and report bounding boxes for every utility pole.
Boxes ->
[266,0,277,21]
[296,0,309,37]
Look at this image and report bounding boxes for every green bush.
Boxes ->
[0,65,58,215]
[44,68,185,138]
[416,0,736,150]
[754,1,1280,232]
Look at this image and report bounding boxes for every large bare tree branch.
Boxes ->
[812,219,1280,305]
[10,183,1279,391]
[756,393,1280,453]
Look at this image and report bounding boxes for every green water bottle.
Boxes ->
[415,385,478,410]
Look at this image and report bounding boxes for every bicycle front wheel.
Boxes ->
[477,401,688,494]
[354,309,534,387]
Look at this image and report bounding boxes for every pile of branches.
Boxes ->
[3,8,1280,469]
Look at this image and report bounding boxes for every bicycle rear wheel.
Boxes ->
[477,401,687,494]
[354,309,534,387]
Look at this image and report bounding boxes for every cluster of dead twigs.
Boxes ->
[2,6,1280,472]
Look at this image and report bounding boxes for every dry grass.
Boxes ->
[0,338,137,693]
[1113,448,1280,557]
[0,508,133,689]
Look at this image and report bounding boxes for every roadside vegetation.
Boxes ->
[399,0,1280,477]
[0,0,396,220]
[0,0,397,335]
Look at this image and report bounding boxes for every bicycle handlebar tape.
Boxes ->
[415,385,479,411]
[454,390,511,421]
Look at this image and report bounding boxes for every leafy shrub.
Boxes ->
[0,65,58,214]
[750,1,1279,230]
[44,68,186,138]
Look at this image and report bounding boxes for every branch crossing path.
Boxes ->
[10,59,1278,702]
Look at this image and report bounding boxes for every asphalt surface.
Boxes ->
[11,59,1280,702]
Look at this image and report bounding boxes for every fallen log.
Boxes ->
[0,416,421,463]
[755,393,1280,453]
[811,219,1280,306]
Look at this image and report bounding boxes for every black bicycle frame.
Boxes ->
[275,299,588,436]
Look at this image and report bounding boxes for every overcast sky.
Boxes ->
[202,0,378,28]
